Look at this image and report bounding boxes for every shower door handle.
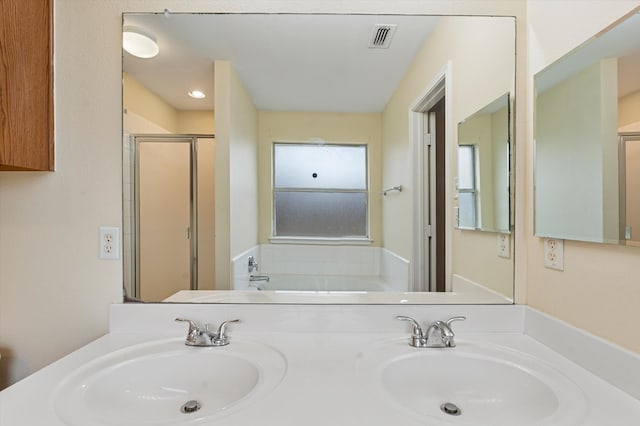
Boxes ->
[186,227,191,240]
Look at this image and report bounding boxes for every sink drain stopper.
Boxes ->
[440,402,462,416]
[180,400,202,414]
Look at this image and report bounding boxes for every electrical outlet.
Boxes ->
[544,238,563,271]
[99,227,120,260]
[497,233,510,258]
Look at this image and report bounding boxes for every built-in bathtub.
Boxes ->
[247,273,391,292]
[233,244,410,292]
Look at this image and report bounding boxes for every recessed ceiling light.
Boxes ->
[188,90,206,99]
[122,26,159,59]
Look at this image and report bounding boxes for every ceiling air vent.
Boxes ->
[369,24,397,49]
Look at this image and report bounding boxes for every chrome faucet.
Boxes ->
[175,318,240,347]
[396,315,465,348]
[248,256,258,273]
[249,275,270,290]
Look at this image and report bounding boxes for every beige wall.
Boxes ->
[214,61,259,289]
[177,110,216,135]
[257,111,382,245]
[452,231,513,297]
[619,89,640,129]
[124,73,214,134]
[527,0,640,354]
[124,72,179,132]
[381,15,516,299]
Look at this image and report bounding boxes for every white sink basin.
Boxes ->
[53,338,286,426]
[359,339,588,426]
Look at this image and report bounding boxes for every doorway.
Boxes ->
[131,135,215,302]
[412,73,449,292]
[429,97,446,291]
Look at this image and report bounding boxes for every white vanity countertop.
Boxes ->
[163,289,512,304]
[1,324,639,425]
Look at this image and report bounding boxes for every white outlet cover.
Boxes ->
[544,238,564,271]
[99,226,120,260]
[497,233,510,258]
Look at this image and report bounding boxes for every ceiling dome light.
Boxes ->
[123,26,159,59]
[188,90,206,99]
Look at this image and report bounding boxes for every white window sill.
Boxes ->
[268,237,374,246]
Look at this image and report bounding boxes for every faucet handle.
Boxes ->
[445,316,466,330]
[396,315,430,348]
[248,255,258,273]
[396,315,423,337]
[443,316,466,347]
[175,318,203,345]
[211,319,240,346]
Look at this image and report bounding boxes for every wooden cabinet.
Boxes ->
[0,0,54,171]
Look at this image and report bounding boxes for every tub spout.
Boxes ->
[250,274,270,282]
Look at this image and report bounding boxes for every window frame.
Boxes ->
[271,141,371,242]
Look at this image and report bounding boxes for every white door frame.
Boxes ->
[410,63,453,292]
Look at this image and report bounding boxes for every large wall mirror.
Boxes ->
[122,13,516,304]
[534,9,640,245]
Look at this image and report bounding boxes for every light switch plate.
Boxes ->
[544,238,563,271]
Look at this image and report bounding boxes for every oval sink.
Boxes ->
[359,340,588,426]
[53,338,286,426]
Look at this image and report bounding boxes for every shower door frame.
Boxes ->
[131,134,215,299]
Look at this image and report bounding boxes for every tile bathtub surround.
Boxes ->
[260,244,381,275]
[380,248,410,291]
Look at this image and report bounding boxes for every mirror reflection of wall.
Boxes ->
[620,133,640,246]
[122,13,516,304]
[456,93,511,233]
[122,72,215,302]
[534,10,640,245]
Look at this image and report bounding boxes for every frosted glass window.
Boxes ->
[274,144,366,189]
[274,192,367,237]
[457,145,475,189]
[458,193,477,229]
[457,145,478,228]
[273,143,368,238]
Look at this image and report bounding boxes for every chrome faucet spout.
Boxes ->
[424,321,450,348]
[175,318,241,347]
[396,315,466,348]
[249,274,270,282]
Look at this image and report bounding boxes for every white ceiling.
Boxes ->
[123,14,440,113]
